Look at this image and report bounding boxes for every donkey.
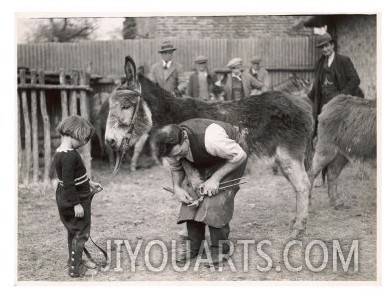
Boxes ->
[98,99,159,171]
[100,72,312,171]
[273,72,312,97]
[308,94,376,208]
[105,56,314,238]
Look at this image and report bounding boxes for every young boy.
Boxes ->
[52,115,102,278]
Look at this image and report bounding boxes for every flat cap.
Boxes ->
[226,58,243,69]
[250,56,262,64]
[316,33,333,48]
[195,55,208,64]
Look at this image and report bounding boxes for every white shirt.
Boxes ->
[232,72,242,81]
[167,123,246,171]
[327,52,335,67]
[162,60,172,69]
[251,68,258,75]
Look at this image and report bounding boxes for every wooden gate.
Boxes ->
[18,68,93,185]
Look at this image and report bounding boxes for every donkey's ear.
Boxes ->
[124,55,138,90]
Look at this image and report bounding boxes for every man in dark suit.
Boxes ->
[187,55,216,101]
[148,41,183,96]
[308,32,362,134]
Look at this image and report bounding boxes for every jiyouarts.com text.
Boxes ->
[98,239,359,273]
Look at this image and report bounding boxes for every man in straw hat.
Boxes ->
[148,40,183,96]
[308,32,362,136]
[187,55,216,101]
[215,57,265,101]
[248,56,270,95]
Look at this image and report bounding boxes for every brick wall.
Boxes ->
[136,15,312,39]
[336,15,376,100]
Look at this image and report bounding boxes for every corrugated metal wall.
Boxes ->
[18,37,320,87]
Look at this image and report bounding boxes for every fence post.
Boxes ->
[17,90,23,183]
[59,69,68,120]
[31,70,39,183]
[79,70,92,178]
[38,70,51,184]
[20,69,31,184]
[70,70,79,115]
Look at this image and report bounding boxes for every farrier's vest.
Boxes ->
[180,119,241,168]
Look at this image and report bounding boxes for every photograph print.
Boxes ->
[16,14,378,282]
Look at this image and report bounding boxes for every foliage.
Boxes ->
[122,17,137,39]
[28,18,98,43]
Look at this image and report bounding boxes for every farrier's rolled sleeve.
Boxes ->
[204,123,246,163]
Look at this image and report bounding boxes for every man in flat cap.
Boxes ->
[248,56,270,95]
[187,55,216,101]
[308,32,362,136]
[215,58,265,101]
[148,41,183,97]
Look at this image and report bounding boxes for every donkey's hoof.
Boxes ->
[331,198,347,210]
[130,165,137,172]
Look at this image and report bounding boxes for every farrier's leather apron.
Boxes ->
[177,134,248,228]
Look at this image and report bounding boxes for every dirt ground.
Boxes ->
[17,155,377,282]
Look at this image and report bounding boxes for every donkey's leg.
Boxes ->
[177,160,203,240]
[308,142,338,188]
[180,160,203,190]
[326,153,348,209]
[106,146,114,168]
[149,135,160,166]
[276,147,310,239]
[94,123,105,158]
[130,132,149,171]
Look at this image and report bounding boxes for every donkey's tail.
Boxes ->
[304,132,314,172]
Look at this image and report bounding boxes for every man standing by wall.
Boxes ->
[148,41,183,97]
[187,55,216,101]
[308,32,362,135]
[248,56,271,95]
[216,58,265,101]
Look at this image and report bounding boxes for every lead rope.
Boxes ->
[83,186,108,268]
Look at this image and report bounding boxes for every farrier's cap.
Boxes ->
[226,58,243,69]
[158,41,177,53]
[250,56,262,64]
[316,33,333,48]
[195,55,208,64]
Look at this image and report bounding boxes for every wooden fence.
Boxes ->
[18,69,93,185]
[17,37,320,86]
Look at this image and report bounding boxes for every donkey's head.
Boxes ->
[289,72,312,95]
[273,72,311,97]
[105,56,153,175]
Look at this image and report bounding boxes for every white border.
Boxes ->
[3,1,384,292]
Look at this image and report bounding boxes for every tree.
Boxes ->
[28,18,98,43]
[122,17,137,39]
